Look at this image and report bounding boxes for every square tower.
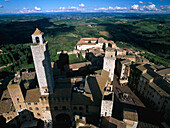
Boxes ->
[103,47,116,81]
[31,28,55,95]
[8,77,27,114]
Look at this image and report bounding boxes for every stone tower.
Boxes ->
[31,28,55,95]
[8,73,27,114]
[100,90,114,117]
[103,47,116,81]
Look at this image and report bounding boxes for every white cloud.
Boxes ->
[148,2,153,5]
[114,6,127,10]
[23,8,29,10]
[5,0,9,2]
[145,4,158,10]
[131,4,139,10]
[160,5,170,12]
[0,4,3,8]
[139,1,143,4]
[79,3,85,8]
[94,6,127,12]
[57,6,85,12]
[34,6,41,11]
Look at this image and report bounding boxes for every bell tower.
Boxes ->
[31,28,45,44]
[31,28,55,95]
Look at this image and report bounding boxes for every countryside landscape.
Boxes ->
[0,13,170,75]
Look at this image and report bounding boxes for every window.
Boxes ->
[37,113,41,116]
[17,98,19,102]
[105,112,107,116]
[19,105,21,108]
[35,37,40,43]
[35,107,39,110]
[28,103,31,105]
[29,107,32,110]
[46,107,49,110]
[44,89,48,93]
[34,102,37,105]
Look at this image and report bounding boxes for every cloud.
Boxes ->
[5,0,9,2]
[34,6,41,11]
[94,6,128,12]
[131,4,139,10]
[23,8,29,10]
[145,4,158,10]
[159,5,170,12]
[79,3,85,8]
[57,6,86,12]
[139,1,143,4]
[148,2,153,5]
[0,4,3,8]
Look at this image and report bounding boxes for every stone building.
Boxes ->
[131,64,170,120]
[116,59,131,86]
[100,82,114,117]
[123,108,138,128]
[103,47,116,81]
[75,37,117,51]
[31,28,55,96]
[7,76,27,114]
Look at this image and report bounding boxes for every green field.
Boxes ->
[0,13,170,73]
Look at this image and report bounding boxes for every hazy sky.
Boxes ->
[0,0,169,14]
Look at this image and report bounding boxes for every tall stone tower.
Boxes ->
[103,47,116,81]
[8,73,27,114]
[31,28,55,95]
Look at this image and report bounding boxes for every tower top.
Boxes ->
[32,28,44,35]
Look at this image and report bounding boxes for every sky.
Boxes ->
[0,0,170,14]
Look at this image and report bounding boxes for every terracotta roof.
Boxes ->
[157,68,170,76]
[136,65,147,72]
[120,59,131,65]
[25,88,41,102]
[101,117,126,128]
[72,70,109,106]
[32,28,44,35]
[0,99,14,113]
[142,73,153,80]
[69,62,92,70]
[123,108,138,122]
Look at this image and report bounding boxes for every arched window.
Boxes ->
[35,37,40,43]
[108,43,112,48]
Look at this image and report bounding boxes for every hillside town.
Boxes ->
[0,28,169,128]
